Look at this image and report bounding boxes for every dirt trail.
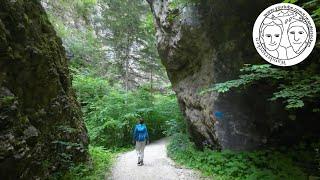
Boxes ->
[107,138,207,180]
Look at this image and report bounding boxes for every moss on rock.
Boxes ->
[0,1,88,179]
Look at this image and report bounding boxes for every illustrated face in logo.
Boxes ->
[262,25,282,51]
[253,3,316,66]
[288,21,308,53]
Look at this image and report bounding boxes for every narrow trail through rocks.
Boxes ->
[107,138,208,180]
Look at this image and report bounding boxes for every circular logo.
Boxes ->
[253,3,316,66]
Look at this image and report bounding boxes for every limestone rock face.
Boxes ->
[0,1,88,179]
[147,0,288,150]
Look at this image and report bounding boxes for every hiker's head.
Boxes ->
[139,118,144,124]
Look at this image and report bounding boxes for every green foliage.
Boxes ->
[316,149,320,173]
[52,140,82,148]
[46,0,167,88]
[167,133,310,180]
[99,0,167,88]
[169,0,200,9]
[48,15,104,70]
[74,0,97,18]
[154,93,186,136]
[201,64,320,109]
[142,12,156,36]
[201,0,320,110]
[72,73,184,148]
[167,0,200,23]
[201,64,287,93]
[59,146,114,180]
[0,95,15,106]
[283,0,298,3]
[57,125,78,134]
[46,0,96,20]
[303,1,320,46]
[46,0,109,77]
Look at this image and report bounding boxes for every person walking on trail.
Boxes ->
[133,118,149,166]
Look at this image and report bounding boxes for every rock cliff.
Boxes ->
[147,0,290,150]
[0,1,88,179]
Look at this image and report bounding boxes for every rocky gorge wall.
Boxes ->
[0,1,88,179]
[147,0,293,150]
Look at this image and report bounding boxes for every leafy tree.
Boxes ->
[44,0,168,90]
[72,72,183,148]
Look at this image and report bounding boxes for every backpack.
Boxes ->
[135,124,148,141]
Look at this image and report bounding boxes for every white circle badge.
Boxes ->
[253,3,316,66]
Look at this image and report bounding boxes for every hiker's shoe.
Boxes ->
[137,161,142,166]
[140,160,144,166]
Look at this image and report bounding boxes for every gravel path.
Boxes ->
[107,138,207,180]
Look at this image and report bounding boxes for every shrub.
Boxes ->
[56,146,114,180]
[72,73,184,148]
[167,133,308,180]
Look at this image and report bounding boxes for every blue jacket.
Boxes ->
[133,124,149,142]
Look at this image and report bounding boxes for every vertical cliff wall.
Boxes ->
[0,1,88,179]
[147,0,290,150]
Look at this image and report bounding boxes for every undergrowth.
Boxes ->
[72,72,184,148]
[58,146,114,180]
[167,133,318,180]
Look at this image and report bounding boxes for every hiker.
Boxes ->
[133,118,149,166]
